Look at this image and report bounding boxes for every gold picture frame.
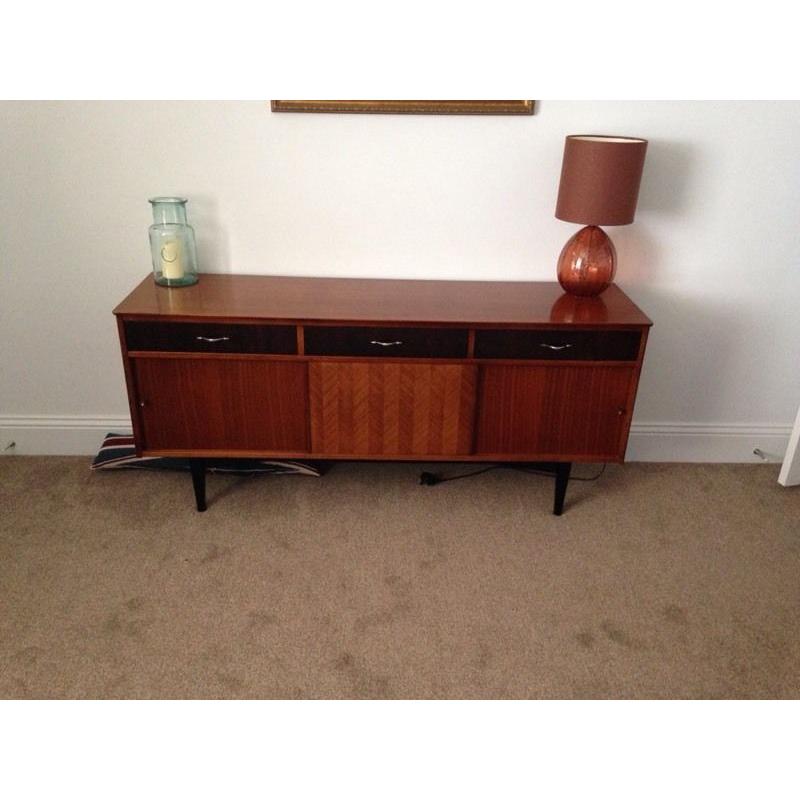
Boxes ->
[270,100,534,115]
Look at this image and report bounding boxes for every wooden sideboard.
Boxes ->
[114,274,652,514]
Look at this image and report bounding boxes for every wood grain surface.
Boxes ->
[309,362,477,455]
[114,274,652,328]
[133,357,308,452]
[475,364,635,459]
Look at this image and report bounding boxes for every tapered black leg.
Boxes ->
[189,458,207,512]
[553,462,572,516]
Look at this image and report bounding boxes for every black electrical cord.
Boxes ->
[419,463,607,486]
[514,463,607,482]
[419,466,497,485]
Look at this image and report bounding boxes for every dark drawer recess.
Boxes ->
[124,321,297,354]
[474,329,641,361]
[304,326,469,359]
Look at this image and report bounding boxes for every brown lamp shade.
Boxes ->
[555,135,648,226]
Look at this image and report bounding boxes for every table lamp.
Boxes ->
[555,135,648,296]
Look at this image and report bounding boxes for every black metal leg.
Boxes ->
[189,458,207,512]
[553,462,572,516]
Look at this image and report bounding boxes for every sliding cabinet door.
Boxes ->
[475,364,635,460]
[309,361,476,456]
[133,357,308,452]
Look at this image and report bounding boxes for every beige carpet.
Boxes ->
[1,456,798,699]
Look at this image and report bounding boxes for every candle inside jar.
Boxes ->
[160,239,184,280]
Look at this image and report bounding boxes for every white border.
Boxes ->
[777,404,800,486]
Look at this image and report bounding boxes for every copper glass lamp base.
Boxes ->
[557,225,617,297]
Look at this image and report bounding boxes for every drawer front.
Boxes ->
[474,328,641,361]
[305,326,469,359]
[125,321,296,354]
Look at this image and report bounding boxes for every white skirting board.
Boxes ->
[0,415,793,464]
[625,423,791,464]
[0,416,134,457]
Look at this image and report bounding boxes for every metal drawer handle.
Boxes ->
[196,336,231,343]
[370,340,403,347]
[539,343,573,350]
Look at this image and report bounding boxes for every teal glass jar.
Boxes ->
[148,197,199,287]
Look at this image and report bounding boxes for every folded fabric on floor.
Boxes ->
[90,433,324,476]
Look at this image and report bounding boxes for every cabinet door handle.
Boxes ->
[539,343,573,350]
[195,336,231,343]
[370,340,403,347]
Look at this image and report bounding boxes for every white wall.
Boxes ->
[2,101,799,460]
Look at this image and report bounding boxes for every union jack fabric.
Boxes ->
[91,433,323,476]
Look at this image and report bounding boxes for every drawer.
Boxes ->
[304,326,469,359]
[474,329,641,361]
[124,321,296,354]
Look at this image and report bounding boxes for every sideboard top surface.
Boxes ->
[114,274,652,327]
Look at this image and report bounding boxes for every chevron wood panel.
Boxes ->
[309,362,477,455]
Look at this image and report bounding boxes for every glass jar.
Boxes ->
[148,197,199,287]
